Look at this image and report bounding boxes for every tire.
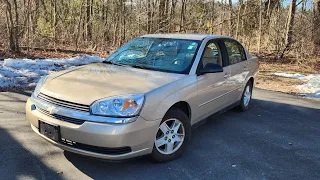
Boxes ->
[238,81,253,112]
[150,108,191,163]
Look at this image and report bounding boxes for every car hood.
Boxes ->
[41,63,186,105]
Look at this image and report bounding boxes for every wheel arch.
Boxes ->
[167,101,191,119]
[248,77,254,86]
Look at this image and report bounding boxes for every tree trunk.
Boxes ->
[170,0,177,32]
[313,0,320,55]
[280,0,297,58]
[52,0,57,48]
[102,0,105,21]
[27,0,31,51]
[235,0,241,38]
[159,0,166,32]
[179,0,187,32]
[228,0,234,36]
[121,0,125,45]
[210,0,215,34]
[257,0,263,53]
[76,0,85,50]
[4,0,19,51]
[147,1,151,33]
[86,0,92,41]
[13,0,19,51]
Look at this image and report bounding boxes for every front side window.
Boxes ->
[199,42,222,69]
[107,38,201,74]
[224,40,246,65]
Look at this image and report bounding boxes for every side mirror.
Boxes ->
[199,63,223,75]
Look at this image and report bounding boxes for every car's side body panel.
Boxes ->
[192,38,235,124]
[142,36,258,126]
[140,75,198,122]
[225,60,249,101]
[193,66,233,125]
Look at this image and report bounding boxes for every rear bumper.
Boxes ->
[26,97,160,160]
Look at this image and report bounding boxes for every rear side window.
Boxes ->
[224,40,246,65]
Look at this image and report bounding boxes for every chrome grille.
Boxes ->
[37,93,90,112]
[37,107,85,125]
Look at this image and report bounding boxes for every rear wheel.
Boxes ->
[239,81,253,111]
[151,108,191,163]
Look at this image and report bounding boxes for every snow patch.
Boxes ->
[273,72,320,99]
[0,55,104,88]
[273,72,305,79]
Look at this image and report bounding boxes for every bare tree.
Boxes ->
[86,0,93,41]
[0,0,318,62]
[3,0,19,51]
[280,0,297,58]
[314,0,320,55]
[228,0,234,36]
[179,0,187,32]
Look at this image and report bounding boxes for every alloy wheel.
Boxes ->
[243,85,251,106]
[155,118,185,155]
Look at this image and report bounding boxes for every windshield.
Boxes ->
[106,37,201,74]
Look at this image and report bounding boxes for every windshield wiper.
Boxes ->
[102,60,113,64]
[130,64,156,71]
[130,64,146,69]
[103,60,151,70]
[102,60,126,67]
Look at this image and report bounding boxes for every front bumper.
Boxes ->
[26,97,160,160]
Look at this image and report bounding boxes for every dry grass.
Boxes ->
[259,61,319,74]
[256,73,304,95]
[255,52,320,74]
[256,57,319,98]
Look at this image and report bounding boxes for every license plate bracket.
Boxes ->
[39,120,61,142]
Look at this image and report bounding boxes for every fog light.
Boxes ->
[31,104,36,111]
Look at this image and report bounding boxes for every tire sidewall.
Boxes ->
[151,108,191,163]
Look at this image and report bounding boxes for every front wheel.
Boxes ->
[238,81,253,111]
[150,108,191,163]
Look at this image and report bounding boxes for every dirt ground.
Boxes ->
[256,60,319,97]
[256,72,304,95]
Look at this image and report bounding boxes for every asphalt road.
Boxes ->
[0,89,320,180]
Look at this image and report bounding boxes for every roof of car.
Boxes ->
[141,34,232,41]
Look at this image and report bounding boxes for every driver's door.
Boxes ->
[196,40,232,121]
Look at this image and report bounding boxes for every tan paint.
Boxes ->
[25,34,259,160]
[41,63,185,105]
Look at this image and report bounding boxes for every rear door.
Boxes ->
[223,39,249,102]
[196,40,232,120]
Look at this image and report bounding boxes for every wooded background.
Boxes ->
[1,0,319,63]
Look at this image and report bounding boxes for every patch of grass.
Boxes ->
[259,61,318,74]
[256,72,305,95]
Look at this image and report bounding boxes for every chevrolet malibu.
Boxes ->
[26,34,258,162]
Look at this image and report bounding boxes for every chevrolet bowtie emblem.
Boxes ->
[47,106,56,115]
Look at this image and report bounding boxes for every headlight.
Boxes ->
[90,94,144,117]
[33,75,48,97]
